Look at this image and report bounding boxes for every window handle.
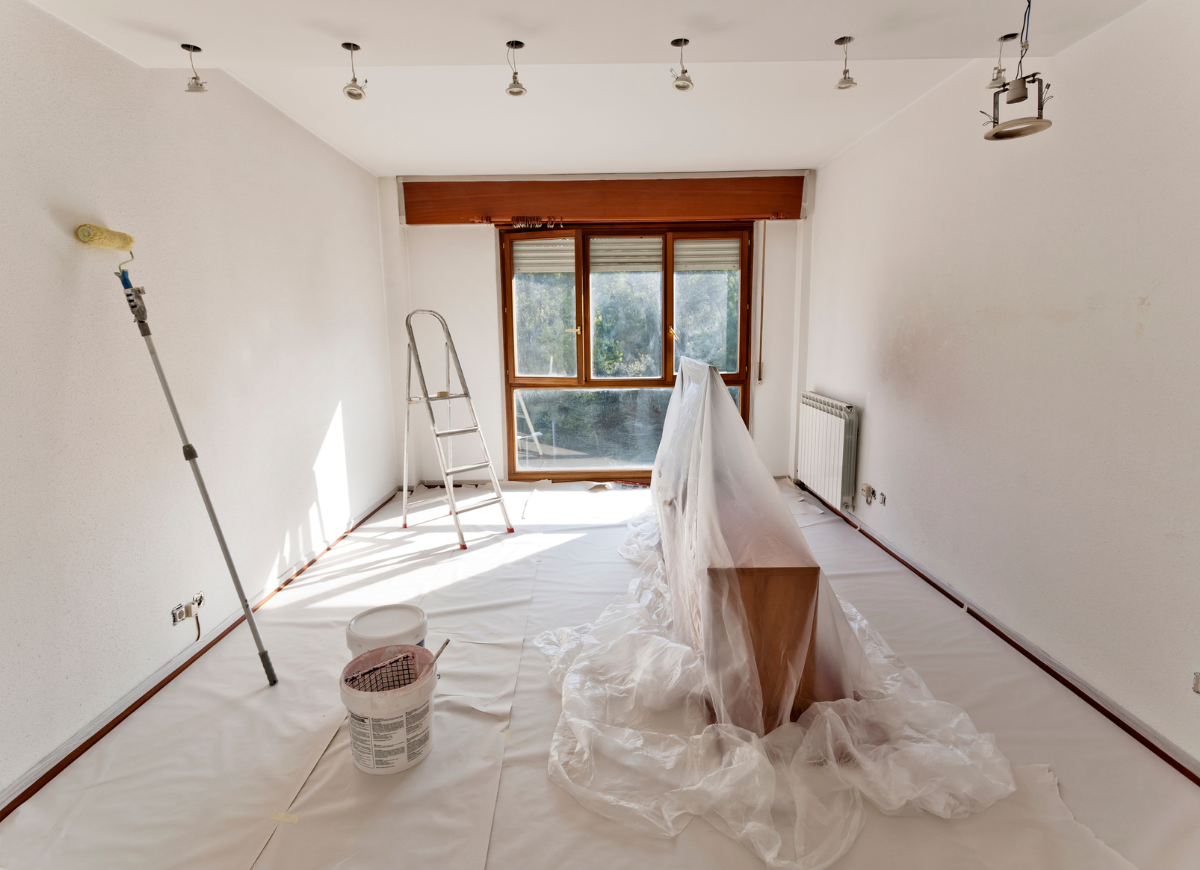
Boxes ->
[567,327,581,335]
[668,326,679,341]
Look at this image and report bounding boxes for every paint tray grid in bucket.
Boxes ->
[340,644,437,775]
[344,650,419,692]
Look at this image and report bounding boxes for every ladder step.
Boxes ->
[427,393,467,402]
[435,426,480,438]
[452,496,503,514]
[444,462,490,476]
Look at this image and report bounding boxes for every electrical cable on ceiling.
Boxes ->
[1017,0,1031,80]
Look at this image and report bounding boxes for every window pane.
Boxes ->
[728,385,741,409]
[514,388,672,471]
[672,238,741,374]
[513,238,576,377]
[589,237,663,379]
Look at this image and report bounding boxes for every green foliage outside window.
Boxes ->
[591,271,663,378]
[673,269,740,373]
[514,272,576,377]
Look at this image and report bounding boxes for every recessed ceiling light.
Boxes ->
[181,44,206,93]
[981,1,1053,140]
[506,40,527,96]
[834,36,857,89]
[669,38,693,91]
[342,42,366,100]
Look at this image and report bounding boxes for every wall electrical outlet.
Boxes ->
[172,593,205,625]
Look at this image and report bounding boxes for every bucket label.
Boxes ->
[348,700,433,771]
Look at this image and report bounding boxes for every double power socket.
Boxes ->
[171,593,205,626]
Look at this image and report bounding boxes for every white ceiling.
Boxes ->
[33,0,1141,175]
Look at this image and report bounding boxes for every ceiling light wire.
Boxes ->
[1017,0,1031,79]
[987,33,1018,89]
[342,42,366,100]
[505,40,527,96]
[834,36,857,89]
[669,38,693,91]
[181,44,206,93]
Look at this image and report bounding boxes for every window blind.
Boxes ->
[589,237,663,273]
[673,238,741,272]
[513,237,575,273]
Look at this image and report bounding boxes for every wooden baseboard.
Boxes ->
[792,480,1200,788]
[0,488,398,823]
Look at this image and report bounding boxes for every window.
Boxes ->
[502,224,752,481]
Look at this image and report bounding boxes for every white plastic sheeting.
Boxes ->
[0,481,1184,870]
[537,359,1016,869]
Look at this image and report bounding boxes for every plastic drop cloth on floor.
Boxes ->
[535,359,1017,870]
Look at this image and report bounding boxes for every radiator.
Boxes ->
[796,392,859,512]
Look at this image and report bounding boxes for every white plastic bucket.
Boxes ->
[346,604,427,657]
[340,644,437,775]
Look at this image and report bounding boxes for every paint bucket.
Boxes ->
[346,604,427,656]
[340,644,437,775]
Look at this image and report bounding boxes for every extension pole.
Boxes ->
[118,268,277,686]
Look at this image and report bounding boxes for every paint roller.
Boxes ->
[75,223,134,251]
[75,224,278,687]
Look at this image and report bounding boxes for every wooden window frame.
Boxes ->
[500,221,754,482]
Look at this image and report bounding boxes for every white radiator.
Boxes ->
[796,392,859,512]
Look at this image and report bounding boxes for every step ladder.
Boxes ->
[402,309,514,549]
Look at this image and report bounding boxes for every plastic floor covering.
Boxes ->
[0,482,1197,869]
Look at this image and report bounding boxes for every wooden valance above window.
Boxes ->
[401,174,805,225]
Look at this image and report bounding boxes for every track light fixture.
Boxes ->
[181,44,206,93]
[834,36,857,89]
[669,38,693,91]
[980,1,1053,140]
[987,33,1019,89]
[342,42,366,100]
[506,41,527,96]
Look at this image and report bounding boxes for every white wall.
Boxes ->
[379,178,412,478]
[0,0,396,794]
[806,0,1200,756]
[750,220,801,477]
[400,223,507,484]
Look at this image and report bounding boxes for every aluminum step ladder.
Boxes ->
[402,309,514,548]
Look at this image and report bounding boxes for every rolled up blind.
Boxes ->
[589,237,663,273]
[673,238,741,272]
[513,237,575,273]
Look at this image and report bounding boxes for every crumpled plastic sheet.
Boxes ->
[535,358,1016,870]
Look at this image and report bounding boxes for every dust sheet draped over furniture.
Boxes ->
[536,358,1018,869]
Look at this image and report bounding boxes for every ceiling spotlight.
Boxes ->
[342,42,366,100]
[980,1,1053,140]
[506,40,526,96]
[834,36,857,89]
[181,44,206,93]
[987,33,1019,89]
[669,38,693,91]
